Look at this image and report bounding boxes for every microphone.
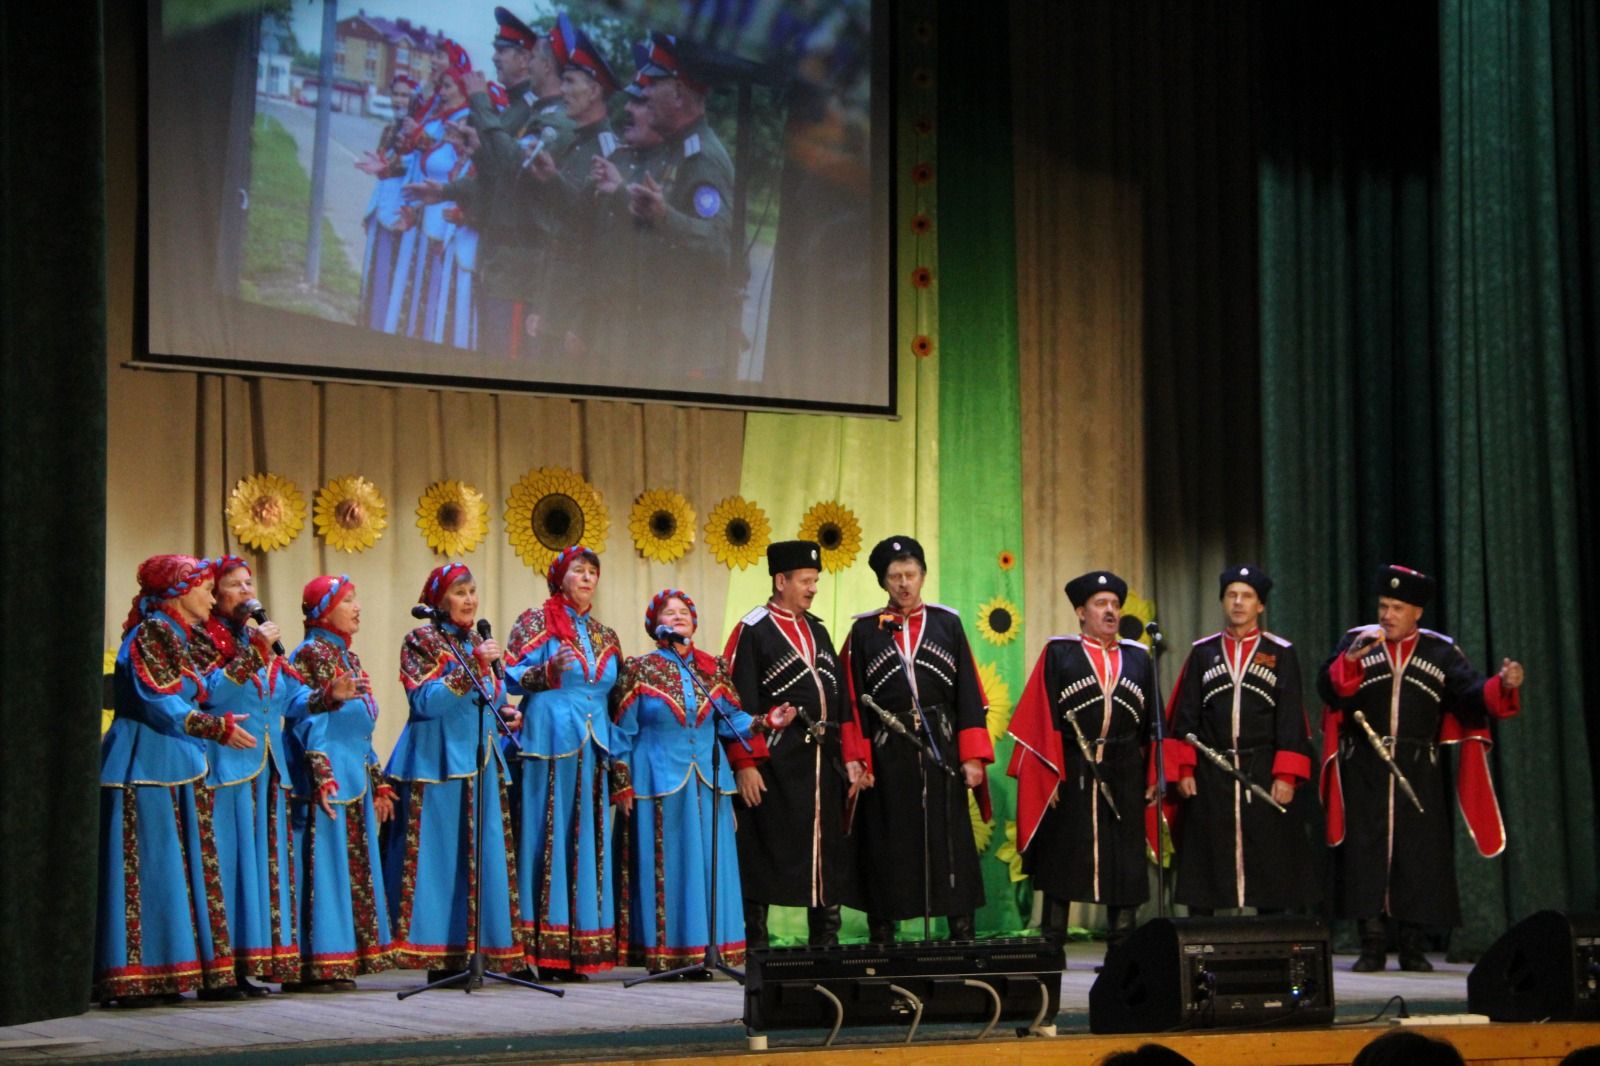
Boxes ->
[1145,620,1166,654]
[411,604,439,621]
[243,598,286,657]
[476,618,505,679]
[653,624,689,646]
[876,611,903,633]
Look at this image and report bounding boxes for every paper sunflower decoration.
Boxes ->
[995,820,1027,883]
[416,480,489,556]
[975,660,1014,743]
[103,647,117,736]
[226,472,306,552]
[976,596,1021,646]
[314,475,389,553]
[998,550,1016,571]
[504,466,608,570]
[630,489,695,563]
[1119,590,1159,648]
[797,500,862,573]
[704,495,771,570]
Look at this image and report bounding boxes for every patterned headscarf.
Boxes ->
[546,545,600,596]
[420,563,473,612]
[302,574,355,630]
[644,588,698,639]
[123,554,214,634]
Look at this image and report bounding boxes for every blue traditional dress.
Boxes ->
[611,647,768,971]
[505,598,623,974]
[386,621,526,971]
[390,105,468,340]
[189,616,310,983]
[96,608,238,1000]
[287,628,395,981]
[359,116,415,332]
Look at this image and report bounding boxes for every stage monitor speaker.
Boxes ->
[1089,916,1334,1034]
[1467,910,1600,1022]
[743,938,1063,1037]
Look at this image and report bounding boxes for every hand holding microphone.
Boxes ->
[475,619,504,680]
[1345,625,1385,661]
[244,598,287,657]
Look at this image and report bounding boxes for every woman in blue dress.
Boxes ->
[287,574,395,990]
[357,73,419,332]
[96,555,257,1006]
[505,545,623,979]
[387,563,527,980]
[186,555,310,996]
[393,68,470,340]
[611,590,786,975]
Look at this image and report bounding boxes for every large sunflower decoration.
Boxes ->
[227,472,306,552]
[704,495,771,570]
[505,466,608,570]
[630,488,695,563]
[416,480,489,556]
[314,475,388,553]
[976,595,1021,646]
[1119,590,1159,648]
[797,500,862,573]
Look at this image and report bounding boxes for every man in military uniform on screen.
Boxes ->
[629,31,739,380]
[524,12,621,359]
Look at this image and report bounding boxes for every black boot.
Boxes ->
[1397,922,1434,972]
[744,899,769,951]
[947,913,975,941]
[807,905,842,946]
[1352,916,1387,972]
[867,914,897,945]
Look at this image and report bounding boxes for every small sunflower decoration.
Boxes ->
[314,474,388,553]
[798,500,862,574]
[704,495,771,570]
[227,472,306,552]
[997,550,1016,571]
[103,647,117,736]
[1120,590,1159,648]
[995,820,1027,883]
[416,480,489,556]
[505,466,608,570]
[976,595,1021,646]
[630,488,695,563]
[975,660,1015,743]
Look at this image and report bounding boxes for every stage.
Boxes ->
[1,945,1593,1065]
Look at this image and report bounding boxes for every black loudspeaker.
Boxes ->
[743,938,1063,1037]
[1089,916,1334,1034]
[1468,910,1600,1022]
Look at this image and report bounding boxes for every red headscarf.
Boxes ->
[645,588,718,676]
[302,574,355,639]
[420,563,472,614]
[123,554,214,634]
[544,545,599,643]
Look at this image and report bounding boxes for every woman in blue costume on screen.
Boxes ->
[505,545,623,979]
[185,555,312,997]
[286,574,395,990]
[356,72,419,333]
[389,56,471,340]
[95,555,257,1007]
[611,590,787,975]
[386,563,527,982]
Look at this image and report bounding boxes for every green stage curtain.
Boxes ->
[1260,0,1599,953]
[1437,0,1599,949]
[0,0,108,1025]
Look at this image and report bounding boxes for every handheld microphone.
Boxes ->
[411,604,439,621]
[876,611,903,633]
[476,619,505,679]
[653,624,689,646]
[243,598,286,657]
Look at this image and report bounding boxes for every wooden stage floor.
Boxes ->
[1,945,1595,1065]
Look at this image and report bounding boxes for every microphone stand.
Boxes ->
[627,641,753,986]
[398,618,561,1000]
[861,693,959,943]
[1147,622,1169,920]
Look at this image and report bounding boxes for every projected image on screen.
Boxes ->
[143,0,890,412]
